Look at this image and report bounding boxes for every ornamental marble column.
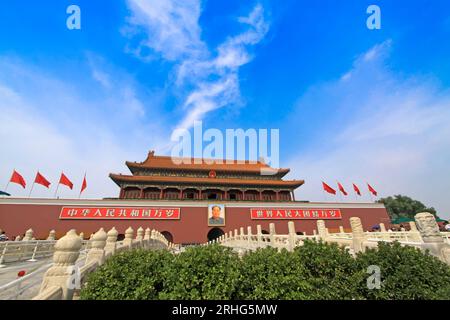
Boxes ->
[415,212,450,264]
[288,221,296,251]
[86,228,107,266]
[350,217,366,253]
[316,220,327,241]
[105,227,118,256]
[37,230,82,300]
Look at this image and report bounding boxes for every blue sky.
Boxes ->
[1,0,450,218]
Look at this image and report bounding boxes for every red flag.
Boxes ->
[367,183,378,196]
[10,170,26,189]
[59,173,73,190]
[337,182,348,196]
[80,175,87,195]
[322,182,336,195]
[34,172,51,188]
[353,183,361,196]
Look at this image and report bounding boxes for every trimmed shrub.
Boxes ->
[160,244,241,300]
[80,249,174,300]
[355,242,450,300]
[80,241,450,300]
[237,247,313,300]
[293,240,364,300]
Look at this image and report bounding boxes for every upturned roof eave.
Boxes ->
[109,173,304,189]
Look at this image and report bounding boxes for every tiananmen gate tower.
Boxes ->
[0,151,390,244]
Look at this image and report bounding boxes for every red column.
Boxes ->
[242,190,245,200]
[259,191,263,201]
[276,191,279,201]
[224,190,228,200]
[140,188,144,199]
[160,189,164,199]
[119,188,124,199]
[199,189,202,200]
[179,189,183,199]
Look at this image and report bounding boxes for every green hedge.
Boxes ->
[80,241,450,300]
[159,245,241,300]
[355,242,450,299]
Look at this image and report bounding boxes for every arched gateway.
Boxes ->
[161,231,173,243]
[207,228,225,242]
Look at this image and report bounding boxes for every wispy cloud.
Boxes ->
[125,1,270,130]
[0,56,167,199]
[286,40,450,219]
[124,0,206,61]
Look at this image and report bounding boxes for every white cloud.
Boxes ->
[0,57,167,199]
[287,40,450,219]
[124,0,206,61]
[125,1,270,131]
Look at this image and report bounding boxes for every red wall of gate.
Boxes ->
[0,201,390,244]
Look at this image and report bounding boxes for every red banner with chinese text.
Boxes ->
[59,207,181,220]
[250,208,342,220]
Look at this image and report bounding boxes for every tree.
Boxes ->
[377,195,438,220]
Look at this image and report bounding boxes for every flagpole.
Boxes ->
[54,172,61,198]
[336,180,342,203]
[28,182,35,198]
[79,172,86,199]
[29,170,37,198]
[367,182,374,203]
[4,169,13,192]
[4,178,11,193]
[54,183,60,198]
[321,179,326,202]
[4,181,10,192]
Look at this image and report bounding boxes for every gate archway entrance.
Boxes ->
[207,228,225,242]
[161,231,173,243]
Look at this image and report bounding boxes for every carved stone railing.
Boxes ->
[31,226,173,300]
[0,229,63,267]
[212,212,450,265]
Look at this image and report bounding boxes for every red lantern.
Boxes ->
[17,270,26,277]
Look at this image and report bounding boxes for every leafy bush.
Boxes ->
[237,247,312,299]
[355,242,450,300]
[292,240,364,299]
[80,249,173,300]
[80,241,450,300]
[160,245,241,300]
